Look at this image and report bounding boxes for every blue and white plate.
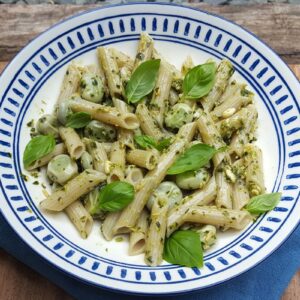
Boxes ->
[0,3,299,295]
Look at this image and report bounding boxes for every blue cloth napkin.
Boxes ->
[0,212,299,300]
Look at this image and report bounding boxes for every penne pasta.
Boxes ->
[135,103,164,140]
[150,60,173,127]
[102,142,113,153]
[167,176,217,236]
[196,110,226,167]
[113,98,135,149]
[243,144,265,197]
[59,127,85,160]
[97,47,124,98]
[107,141,126,182]
[232,178,250,210]
[169,88,180,106]
[133,32,154,71]
[215,167,233,209]
[215,80,239,108]
[126,149,159,170]
[181,55,194,76]
[84,138,108,173]
[40,170,106,211]
[229,104,258,156]
[27,143,66,171]
[69,97,139,130]
[57,63,81,104]
[183,206,252,230]
[129,209,149,256]
[65,200,93,239]
[211,84,254,119]
[201,59,234,112]
[101,211,121,241]
[125,165,144,185]
[109,48,134,71]
[145,197,168,266]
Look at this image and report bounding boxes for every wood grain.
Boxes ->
[0,5,299,299]
[0,249,72,300]
[0,4,300,64]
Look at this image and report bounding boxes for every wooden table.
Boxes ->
[0,4,299,299]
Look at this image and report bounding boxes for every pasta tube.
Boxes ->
[27,143,66,171]
[145,197,168,266]
[150,61,173,127]
[201,60,234,111]
[125,165,144,185]
[196,110,226,167]
[40,170,106,211]
[129,209,149,256]
[211,84,254,119]
[101,212,121,241]
[107,141,125,182]
[133,33,154,71]
[126,149,159,170]
[181,55,194,76]
[97,47,124,98]
[84,138,108,173]
[215,168,233,209]
[69,97,139,130]
[167,176,216,236]
[216,106,253,139]
[229,104,258,156]
[109,48,134,71]
[57,63,81,104]
[243,144,265,197]
[136,103,164,140]
[65,200,93,239]
[113,98,134,149]
[59,127,85,160]
[232,178,250,210]
[183,206,252,230]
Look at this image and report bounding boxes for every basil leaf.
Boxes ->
[98,181,135,212]
[155,138,172,151]
[246,192,281,214]
[23,135,55,169]
[163,230,203,267]
[125,59,160,103]
[134,135,171,152]
[134,135,157,149]
[183,62,216,99]
[167,143,221,175]
[66,112,91,128]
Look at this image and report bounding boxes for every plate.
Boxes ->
[0,3,299,295]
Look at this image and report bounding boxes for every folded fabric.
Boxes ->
[0,212,299,300]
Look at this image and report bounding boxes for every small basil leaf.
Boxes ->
[126,59,161,103]
[134,135,157,149]
[155,138,172,151]
[163,230,203,267]
[183,62,216,99]
[134,135,171,152]
[246,192,281,214]
[167,143,221,175]
[66,112,91,128]
[23,135,55,169]
[98,181,135,212]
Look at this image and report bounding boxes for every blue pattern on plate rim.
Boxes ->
[0,3,299,294]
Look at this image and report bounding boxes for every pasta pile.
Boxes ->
[23,33,280,268]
